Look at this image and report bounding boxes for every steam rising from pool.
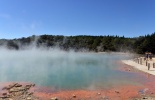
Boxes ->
[0,48,136,90]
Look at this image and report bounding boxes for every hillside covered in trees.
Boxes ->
[0,33,155,54]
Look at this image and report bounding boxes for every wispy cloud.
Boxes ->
[0,13,11,19]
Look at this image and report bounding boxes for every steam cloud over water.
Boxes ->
[0,48,137,90]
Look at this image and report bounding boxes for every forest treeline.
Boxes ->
[0,32,155,54]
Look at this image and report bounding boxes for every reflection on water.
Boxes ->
[0,50,144,90]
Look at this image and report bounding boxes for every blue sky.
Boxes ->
[0,0,155,39]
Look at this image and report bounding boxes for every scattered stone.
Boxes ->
[72,94,76,98]
[0,83,40,100]
[142,97,148,99]
[2,83,18,90]
[28,92,33,95]
[50,97,58,100]
[25,84,32,89]
[15,83,22,87]
[2,93,7,96]
[27,97,31,100]
[97,92,101,95]
[115,91,120,94]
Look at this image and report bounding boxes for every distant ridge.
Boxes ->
[0,33,155,54]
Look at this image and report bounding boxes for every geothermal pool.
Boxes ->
[0,49,142,90]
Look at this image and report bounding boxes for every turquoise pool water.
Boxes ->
[0,49,142,90]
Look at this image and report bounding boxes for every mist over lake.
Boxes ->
[0,48,140,90]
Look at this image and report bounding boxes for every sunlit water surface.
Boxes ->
[0,49,142,90]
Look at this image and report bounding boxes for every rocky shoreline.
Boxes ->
[0,83,40,100]
[1,82,155,100]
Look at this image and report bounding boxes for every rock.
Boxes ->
[9,87,26,92]
[25,84,32,89]
[2,83,18,90]
[142,97,148,99]
[15,83,22,87]
[28,92,33,95]
[0,83,40,100]
[2,93,7,96]
[8,83,18,88]
[27,97,31,100]
[115,91,120,94]
[50,97,58,100]
[97,92,101,95]
[72,94,76,98]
